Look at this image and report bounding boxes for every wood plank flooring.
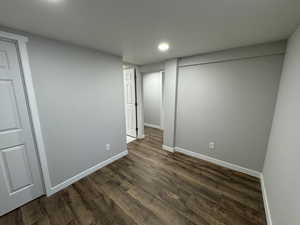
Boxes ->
[0,126,267,225]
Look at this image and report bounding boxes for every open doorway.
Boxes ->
[142,71,164,144]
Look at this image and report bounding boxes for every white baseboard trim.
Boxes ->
[174,146,261,178]
[260,174,272,225]
[48,150,128,196]
[175,146,271,223]
[162,145,174,153]
[144,123,162,130]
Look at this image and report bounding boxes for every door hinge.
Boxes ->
[135,102,138,106]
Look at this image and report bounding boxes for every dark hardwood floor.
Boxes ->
[0,126,267,225]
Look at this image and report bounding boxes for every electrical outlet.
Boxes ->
[106,144,111,151]
[209,142,215,151]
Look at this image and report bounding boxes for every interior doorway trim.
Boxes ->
[0,31,52,196]
[135,67,145,139]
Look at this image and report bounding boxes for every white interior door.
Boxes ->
[124,68,137,137]
[0,39,44,216]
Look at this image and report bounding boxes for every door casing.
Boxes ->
[0,31,53,197]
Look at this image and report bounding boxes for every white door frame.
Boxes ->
[0,31,52,196]
[135,67,145,139]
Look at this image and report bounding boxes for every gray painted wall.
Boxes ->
[0,29,127,187]
[143,72,162,127]
[263,27,300,225]
[139,62,164,74]
[179,41,286,67]
[27,36,127,186]
[27,36,126,186]
[175,46,284,171]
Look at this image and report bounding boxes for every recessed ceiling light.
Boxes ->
[158,42,170,52]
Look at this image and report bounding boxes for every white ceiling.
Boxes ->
[0,0,299,65]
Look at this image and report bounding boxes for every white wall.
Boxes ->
[263,27,300,225]
[143,72,162,128]
[175,42,285,172]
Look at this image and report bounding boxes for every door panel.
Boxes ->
[1,145,33,193]
[124,68,137,137]
[0,39,44,216]
[0,80,21,131]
